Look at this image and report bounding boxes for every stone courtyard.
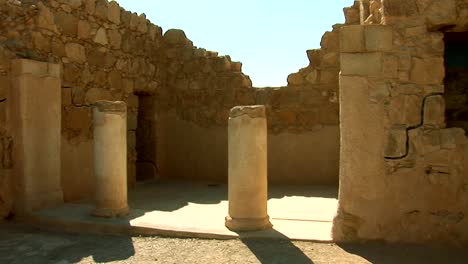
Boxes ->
[0,0,468,262]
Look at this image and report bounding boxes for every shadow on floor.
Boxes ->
[129,180,338,213]
[338,242,468,264]
[128,180,228,212]
[268,184,338,200]
[239,229,314,264]
[0,222,136,263]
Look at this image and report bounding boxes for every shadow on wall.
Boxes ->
[240,229,314,264]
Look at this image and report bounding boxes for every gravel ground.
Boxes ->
[1,223,468,264]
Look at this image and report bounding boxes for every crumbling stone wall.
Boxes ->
[156,10,359,183]
[0,46,12,219]
[0,0,165,206]
[334,0,468,246]
[0,0,350,218]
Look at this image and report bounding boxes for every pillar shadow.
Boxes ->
[238,229,314,264]
[338,242,468,264]
[0,221,138,263]
[19,204,145,263]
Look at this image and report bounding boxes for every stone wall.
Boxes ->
[0,0,165,209]
[0,0,350,218]
[333,0,468,245]
[155,5,360,183]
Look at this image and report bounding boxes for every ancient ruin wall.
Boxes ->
[0,0,353,219]
[156,6,364,184]
[334,0,468,245]
[0,0,167,208]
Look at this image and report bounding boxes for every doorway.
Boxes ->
[444,32,468,134]
[135,93,158,181]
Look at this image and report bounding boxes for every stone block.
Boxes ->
[11,59,60,78]
[94,0,108,20]
[54,11,78,36]
[62,87,72,105]
[108,1,120,24]
[364,25,393,52]
[64,106,91,131]
[10,59,63,214]
[306,49,321,66]
[305,70,318,84]
[440,128,466,149]
[382,0,419,17]
[387,95,421,126]
[344,5,360,24]
[321,52,339,67]
[384,125,407,158]
[85,88,112,105]
[341,52,382,77]
[108,70,122,91]
[383,55,398,78]
[65,0,82,9]
[425,0,457,30]
[93,27,108,45]
[85,0,95,14]
[65,43,86,64]
[31,32,50,52]
[340,25,364,53]
[320,70,338,84]
[36,2,57,31]
[63,63,81,86]
[77,20,91,39]
[423,95,445,128]
[320,31,339,51]
[287,72,304,86]
[107,29,121,49]
[369,83,390,103]
[410,57,445,85]
[164,29,188,46]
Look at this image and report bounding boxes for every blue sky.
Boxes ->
[115,0,351,87]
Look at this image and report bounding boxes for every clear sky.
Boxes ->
[115,0,351,87]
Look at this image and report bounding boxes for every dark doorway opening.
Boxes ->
[135,93,158,181]
[444,32,468,134]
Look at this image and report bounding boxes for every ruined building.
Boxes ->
[0,0,467,245]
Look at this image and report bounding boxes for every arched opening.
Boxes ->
[444,32,468,134]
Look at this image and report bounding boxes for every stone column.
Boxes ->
[92,101,129,217]
[225,105,272,231]
[10,59,63,215]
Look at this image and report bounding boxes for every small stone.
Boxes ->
[163,29,188,45]
[65,43,86,63]
[108,1,120,24]
[77,20,91,39]
[423,95,445,128]
[107,29,121,49]
[85,0,95,14]
[93,27,108,45]
[287,72,304,86]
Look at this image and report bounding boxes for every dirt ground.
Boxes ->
[1,223,468,264]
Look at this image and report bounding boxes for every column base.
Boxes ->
[92,205,130,218]
[225,215,272,231]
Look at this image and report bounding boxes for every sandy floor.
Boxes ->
[26,180,339,241]
[1,223,468,264]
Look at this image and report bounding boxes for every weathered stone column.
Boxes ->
[92,101,129,217]
[225,105,272,231]
[11,59,63,215]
